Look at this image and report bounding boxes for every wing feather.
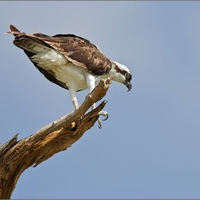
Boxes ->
[24,51,69,90]
[9,24,112,75]
[32,33,112,75]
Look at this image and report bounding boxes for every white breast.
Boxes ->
[54,62,89,91]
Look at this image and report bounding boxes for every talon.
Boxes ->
[102,113,108,121]
[97,111,109,128]
[98,118,102,129]
[98,111,109,120]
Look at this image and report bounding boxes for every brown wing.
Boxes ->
[9,24,112,75]
[31,33,112,75]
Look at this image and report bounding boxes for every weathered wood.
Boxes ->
[0,77,112,199]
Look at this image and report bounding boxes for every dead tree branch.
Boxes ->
[0,77,112,199]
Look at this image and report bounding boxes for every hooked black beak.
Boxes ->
[125,81,132,92]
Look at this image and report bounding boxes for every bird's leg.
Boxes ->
[69,87,78,109]
[86,75,108,128]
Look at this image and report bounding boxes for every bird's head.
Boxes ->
[111,61,132,91]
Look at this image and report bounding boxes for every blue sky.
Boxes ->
[1,1,200,198]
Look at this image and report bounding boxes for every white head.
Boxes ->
[110,61,132,91]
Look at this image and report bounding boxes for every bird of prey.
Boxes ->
[7,24,132,128]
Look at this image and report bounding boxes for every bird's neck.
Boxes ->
[100,65,116,80]
[107,62,119,81]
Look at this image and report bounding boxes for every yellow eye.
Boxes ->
[126,73,131,80]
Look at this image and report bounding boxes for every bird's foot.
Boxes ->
[97,110,109,129]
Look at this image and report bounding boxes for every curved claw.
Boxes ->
[98,118,102,129]
[98,111,109,121]
[102,114,109,121]
[97,111,109,129]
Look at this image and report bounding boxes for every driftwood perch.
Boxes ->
[0,77,112,199]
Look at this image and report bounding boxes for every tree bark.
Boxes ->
[0,77,112,199]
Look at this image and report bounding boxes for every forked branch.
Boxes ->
[0,77,112,199]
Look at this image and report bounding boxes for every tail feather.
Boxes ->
[10,24,20,33]
[7,24,52,54]
[5,24,23,36]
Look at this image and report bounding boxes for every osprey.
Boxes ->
[7,24,132,128]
